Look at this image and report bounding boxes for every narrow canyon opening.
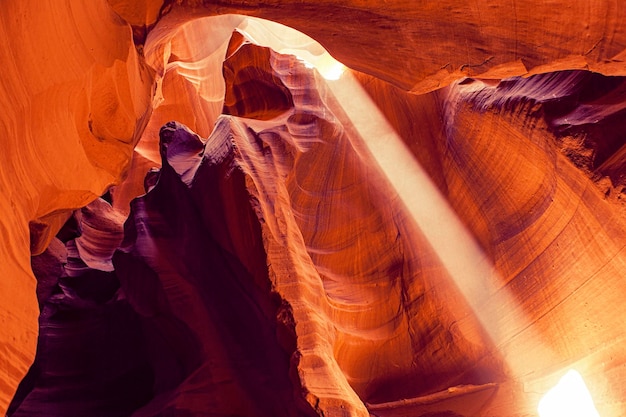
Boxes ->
[2,3,626,417]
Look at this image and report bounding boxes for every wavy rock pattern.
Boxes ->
[0,0,153,409]
[9,201,152,417]
[346,69,626,414]
[141,0,626,93]
[108,48,498,416]
[220,41,504,415]
[1,1,626,416]
[113,120,311,417]
[438,73,626,415]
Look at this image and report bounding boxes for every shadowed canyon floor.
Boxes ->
[1,2,626,417]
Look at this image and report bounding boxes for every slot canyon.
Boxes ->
[1,1,626,416]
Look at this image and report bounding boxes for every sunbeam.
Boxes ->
[538,370,600,417]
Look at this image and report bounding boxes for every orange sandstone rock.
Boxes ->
[1,1,626,416]
[0,0,152,410]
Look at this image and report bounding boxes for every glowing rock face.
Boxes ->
[0,0,153,410]
[538,370,600,417]
[2,1,626,417]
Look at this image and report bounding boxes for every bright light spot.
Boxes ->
[236,18,346,80]
[314,55,345,80]
[538,370,600,417]
[285,50,345,80]
[300,59,315,69]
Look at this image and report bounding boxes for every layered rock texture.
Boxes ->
[2,1,626,417]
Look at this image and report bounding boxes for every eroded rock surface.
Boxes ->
[9,202,152,417]
[1,1,626,416]
[111,42,503,416]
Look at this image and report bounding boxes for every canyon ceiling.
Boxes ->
[1,1,626,416]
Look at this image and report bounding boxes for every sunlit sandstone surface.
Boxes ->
[2,1,626,416]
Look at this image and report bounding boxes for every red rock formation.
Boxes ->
[114,120,313,417]
[9,201,153,417]
[1,1,626,416]
[142,0,626,93]
[0,0,152,408]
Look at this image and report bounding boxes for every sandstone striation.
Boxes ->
[0,0,152,408]
[1,1,626,416]
[141,0,626,93]
[9,201,152,417]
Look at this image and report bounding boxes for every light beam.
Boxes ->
[538,370,601,417]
